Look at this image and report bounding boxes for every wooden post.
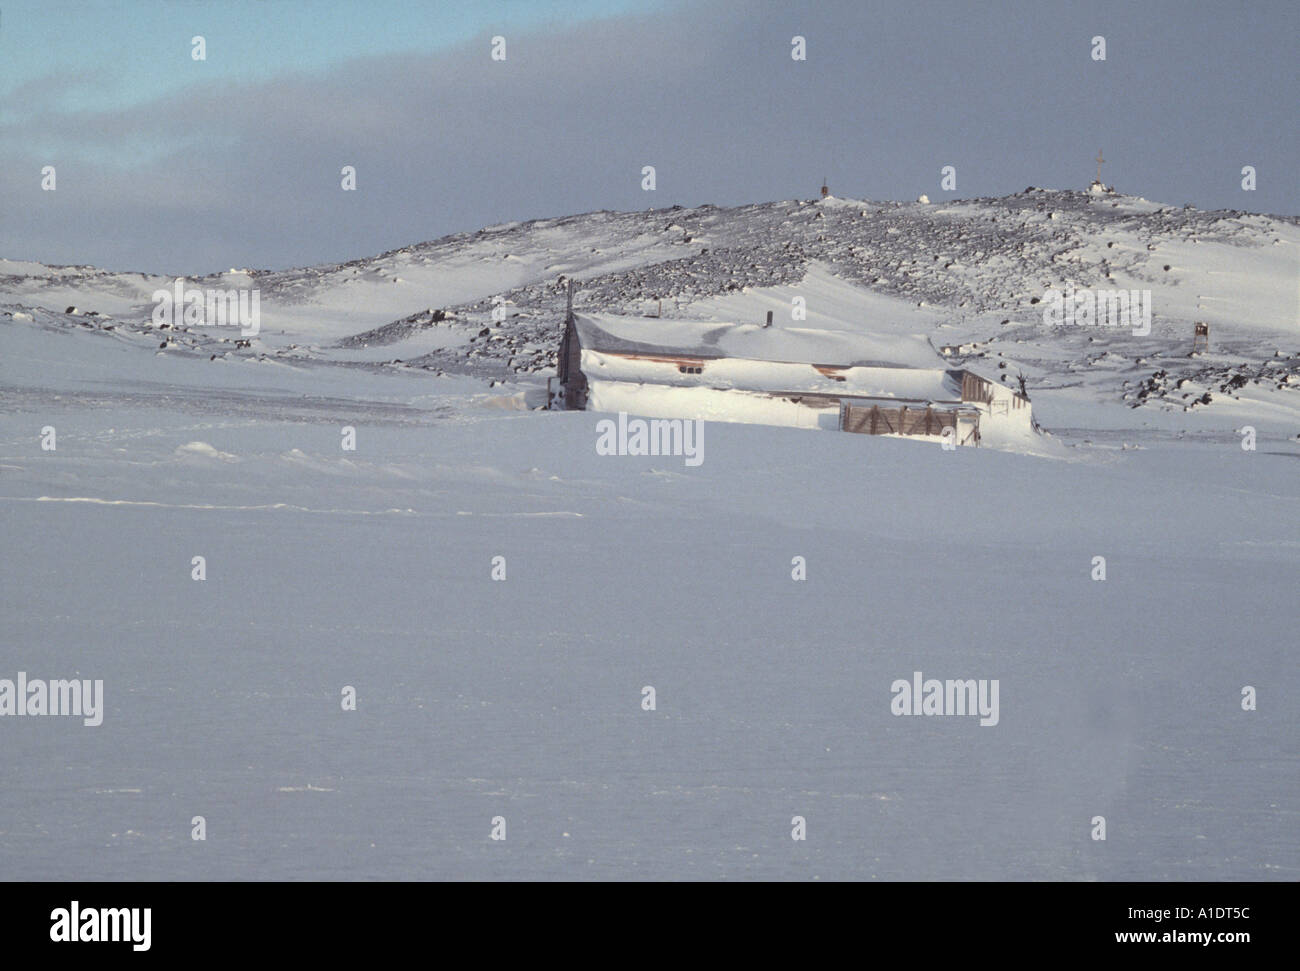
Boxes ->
[765,310,773,328]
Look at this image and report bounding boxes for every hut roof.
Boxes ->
[572,313,948,371]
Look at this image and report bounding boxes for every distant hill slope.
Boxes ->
[3,189,1297,439]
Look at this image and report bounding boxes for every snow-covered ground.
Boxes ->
[1,190,1296,879]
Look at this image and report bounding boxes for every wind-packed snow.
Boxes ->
[1,189,1296,880]
[583,313,939,368]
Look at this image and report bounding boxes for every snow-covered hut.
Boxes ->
[553,311,1031,446]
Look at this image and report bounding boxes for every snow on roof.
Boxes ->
[573,313,947,370]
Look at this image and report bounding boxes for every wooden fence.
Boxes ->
[840,402,979,444]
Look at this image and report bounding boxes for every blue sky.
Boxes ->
[0,0,655,110]
[3,0,1296,274]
